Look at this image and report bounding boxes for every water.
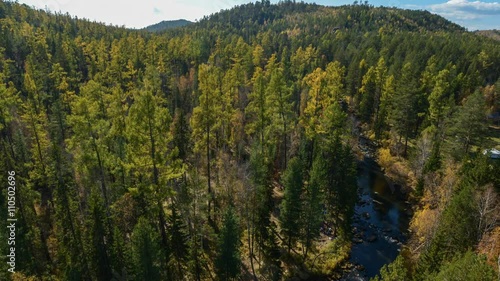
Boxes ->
[342,156,410,280]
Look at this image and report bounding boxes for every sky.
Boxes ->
[12,0,500,30]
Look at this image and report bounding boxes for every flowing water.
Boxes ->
[341,155,411,280]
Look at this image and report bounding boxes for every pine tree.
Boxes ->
[190,63,223,221]
[110,225,129,279]
[169,204,189,279]
[86,187,112,281]
[130,217,161,281]
[280,157,304,253]
[246,66,269,153]
[265,54,294,168]
[416,181,478,277]
[374,75,395,139]
[126,65,182,278]
[216,207,242,281]
[390,62,419,156]
[448,90,488,156]
[371,255,409,281]
[221,56,244,153]
[301,153,324,258]
[359,66,376,123]
[171,108,190,161]
[433,251,496,281]
[67,79,111,210]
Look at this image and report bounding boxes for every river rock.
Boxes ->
[384,236,398,243]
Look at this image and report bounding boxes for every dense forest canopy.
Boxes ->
[0,1,499,280]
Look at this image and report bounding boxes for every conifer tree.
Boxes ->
[265,54,294,167]
[191,63,223,221]
[390,62,419,156]
[169,204,189,278]
[301,153,324,258]
[130,217,161,281]
[374,75,395,139]
[216,207,242,281]
[86,187,112,281]
[448,90,488,155]
[280,157,304,253]
[371,255,409,281]
[246,66,269,153]
[127,65,186,278]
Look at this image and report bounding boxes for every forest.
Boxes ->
[0,0,499,280]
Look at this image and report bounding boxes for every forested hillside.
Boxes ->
[476,30,500,42]
[0,1,499,280]
[144,20,193,32]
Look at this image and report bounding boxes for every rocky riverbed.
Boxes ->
[339,152,411,280]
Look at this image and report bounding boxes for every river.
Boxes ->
[301,117,412,281]
[341,153,411,281]
[305,153,411,281]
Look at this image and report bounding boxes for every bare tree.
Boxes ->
[476,184,500,239]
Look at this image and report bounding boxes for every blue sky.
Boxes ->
[14,0,500,30]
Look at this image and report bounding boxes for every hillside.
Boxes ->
[0,1,499,281]
[143,19,192,32]
[193,1,465,33]
[476,29,500,41]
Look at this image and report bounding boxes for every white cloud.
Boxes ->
[429,0,500,20]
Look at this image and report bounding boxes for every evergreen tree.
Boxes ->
[171,108,191,161]
[359,65,377,123]
[390,62,420,156]
[301,153,324,258]
[190,63,222,221]
[246,66,269,153]
[416,181,478,277]
[265,54,294,168]
[433,251,496,281]
[371,255,409,281]
[169,204,189,278]
[130,217,161,281]
[428,68,453,129]
[448,90,488,156]
[86,187,112,281]
[374,75,395,139]
[280,157,304,252]
[126,65,181,278]
[216,207,242,281]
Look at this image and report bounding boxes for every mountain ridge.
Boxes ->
[143,19,193,32]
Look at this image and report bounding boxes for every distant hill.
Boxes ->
[143,19,192,32]
[475,30,500,41]
[191,2,465,35]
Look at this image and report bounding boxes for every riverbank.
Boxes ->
[338,149,411,280]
